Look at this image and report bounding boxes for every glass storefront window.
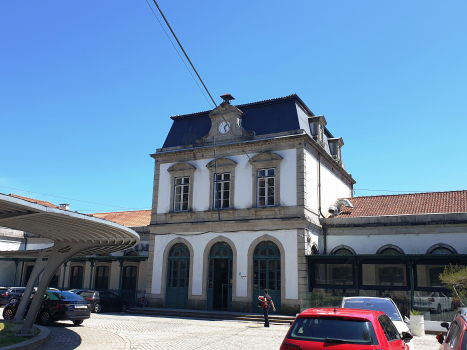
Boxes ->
[416,264,455,288]
[358,289,411,317]
[362,263,407,287]
[314,263,353,286]
[300,288,356,310]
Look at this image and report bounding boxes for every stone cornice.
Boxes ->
[150,131,356,185]
[148,216,312,234]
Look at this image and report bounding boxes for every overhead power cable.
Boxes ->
[148,0,285,207]
[144,0,213,108]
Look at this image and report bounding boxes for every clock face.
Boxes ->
[219,121,231,134]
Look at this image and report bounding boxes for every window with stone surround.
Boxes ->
[257,168,275,207]
[206,158,237,210]
[167,162,196,213]
[174,177,190,211]
[248,152,283,208]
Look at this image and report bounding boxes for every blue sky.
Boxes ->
[1,1,466,213]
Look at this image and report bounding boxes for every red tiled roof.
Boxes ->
[9,194,59,209]
[337,190,467,218]
[90,210,151,227]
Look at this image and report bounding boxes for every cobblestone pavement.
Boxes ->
[1,308,439,350]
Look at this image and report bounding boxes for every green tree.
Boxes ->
[439,265,467,307]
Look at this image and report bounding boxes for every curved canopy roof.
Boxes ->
[0,193,140,256]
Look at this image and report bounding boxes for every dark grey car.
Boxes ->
[0,287,26,306]
[70,290,128,313]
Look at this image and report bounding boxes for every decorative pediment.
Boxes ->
[167,162,196,173]
[206,157,237,169]
[196,97,255,144]
[248,152,283,168]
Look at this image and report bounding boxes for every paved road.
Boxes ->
[1,308,438,349]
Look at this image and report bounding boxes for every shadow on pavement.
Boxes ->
[35,322,82,350]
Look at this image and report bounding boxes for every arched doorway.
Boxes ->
[165,243,190,309]
[207,242,232,311]
[252,241,281,313]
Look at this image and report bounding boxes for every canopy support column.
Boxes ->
[18,242,96,337]
[13,251,48,323]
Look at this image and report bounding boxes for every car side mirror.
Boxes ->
[441,322,450,330]
[436,333,445,344]
[401,332,413,343]
[404,316,410,324]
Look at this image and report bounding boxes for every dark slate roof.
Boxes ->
[162,94,317,149]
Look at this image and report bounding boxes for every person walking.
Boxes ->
[262,289,276,327]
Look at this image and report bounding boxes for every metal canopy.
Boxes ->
[0,193,140,336]
[0,193,140,255]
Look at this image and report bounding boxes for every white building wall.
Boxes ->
[157,149,297,214]
[320,162,352,213]
[327,231,467,255]
[305,150,318,212]
[151,229,299,300]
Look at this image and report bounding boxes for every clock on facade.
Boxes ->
[219,121,231,134]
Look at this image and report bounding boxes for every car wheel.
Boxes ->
[94,302,102,313]
[121,304,127,312]
[73,320,83,326]
[39,310,51,326]
[437,304,442,314]
[3,307,15,320]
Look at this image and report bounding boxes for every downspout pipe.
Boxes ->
[318,153,327,255]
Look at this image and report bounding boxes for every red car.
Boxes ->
[436,314,467,350]
[280,308,413,350]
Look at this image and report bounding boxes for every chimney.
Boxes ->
[59,203,70,210]
[220,93,235,105]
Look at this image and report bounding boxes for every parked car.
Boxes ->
[0,287,26,305]
[0,287,9,306]
[280,308,413,350]
[2,290,90,326]
[436,314,467,349]
[413,291,455,313]
[341,296,414,350]
[70,290,128,313]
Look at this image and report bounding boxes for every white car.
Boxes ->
[413,291,454,313]
[341,297,414,350]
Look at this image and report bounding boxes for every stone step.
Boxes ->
[127,307,296,325]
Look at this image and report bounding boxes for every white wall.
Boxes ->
[151,229,299,300]
[319,162,352,214]
[305,150,318,212]
[327,231,467,255]
[157,149,297,213]
[305,150,351,214]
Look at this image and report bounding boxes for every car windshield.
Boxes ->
[343,298,402,322]
[287,318,378,345]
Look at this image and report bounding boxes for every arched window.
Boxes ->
[207,242,233,311]
[167,243,190,288]
[427,243,457,255]
[377,245,404,255]
[166,243,190,309]
[253,241,281,313]
[330,245,355,256]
